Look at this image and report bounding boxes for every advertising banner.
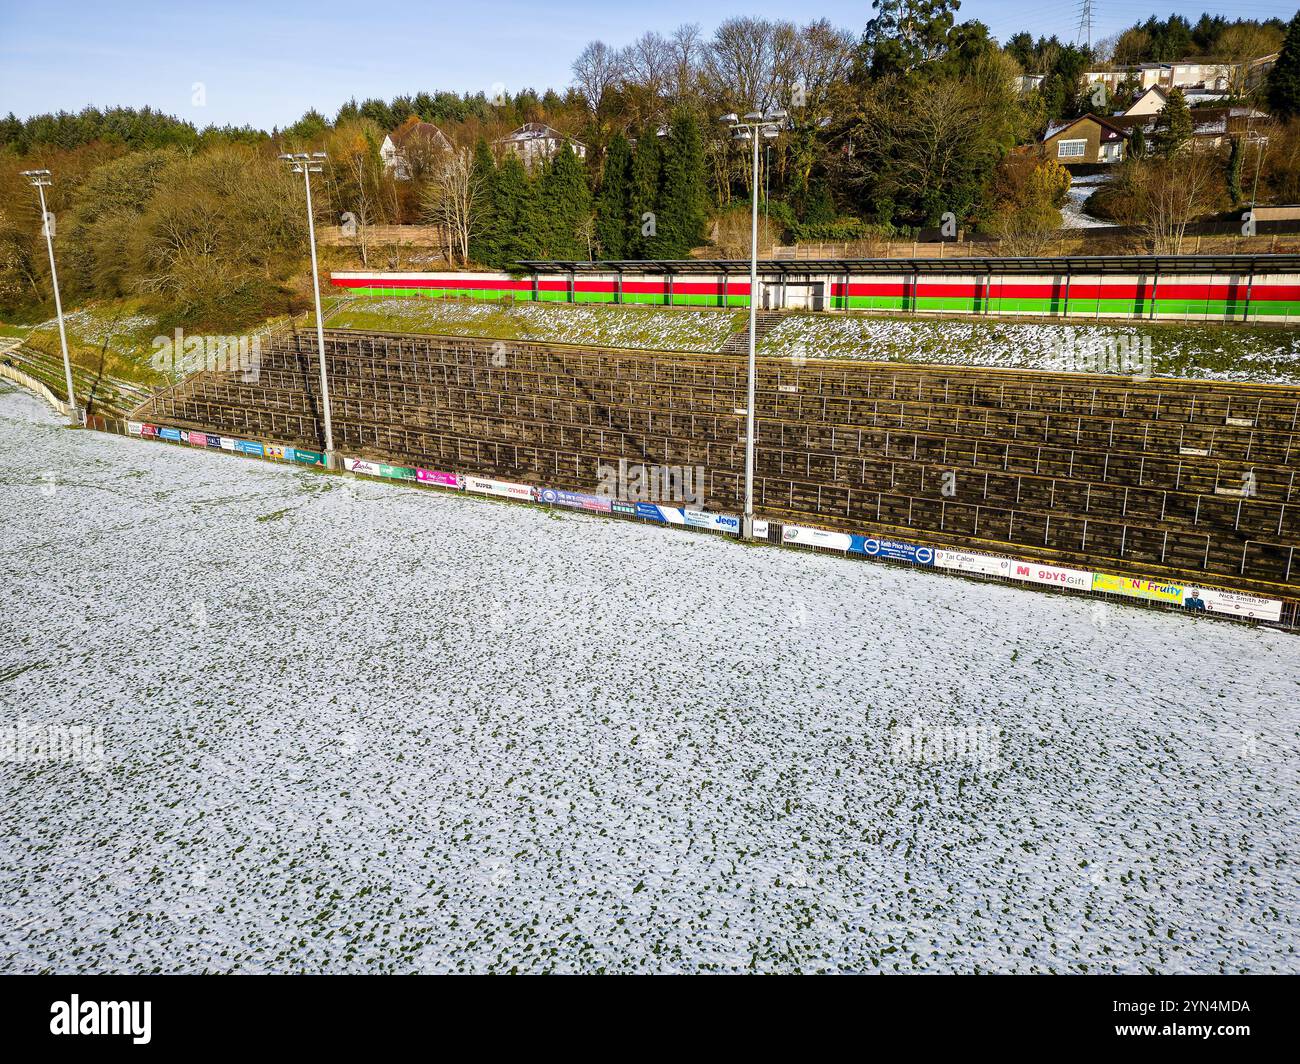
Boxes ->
[632,504,685,524]
[1182,586,1283,622]
[159,427,182,442]
[291,448,325,466]
[853,536,936,565]
[219,437,237,452]
[416,468,460,489]
[611,501,637,516]
[683,509,740,534]
[265,444,285,460]
[539,487,614,514]
[783,525,853,551]
[753,519,769,539]
[1092,573,1183,603]
[141,424,159,438]
[464,476,534,501]
[1011,560,1093,590]
[189,432,211,448]
[935,549,1012,577]
[380,463,416,481]
[344,458,382,476]
[236,440,265,457]
[127,421,143,436]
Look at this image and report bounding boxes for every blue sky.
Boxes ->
[1,1,1296,130]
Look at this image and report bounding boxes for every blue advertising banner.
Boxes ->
[236,440,265,457]
[636,503,667,522]
[851,536,935,565]
[538,488,613,514]
[159,427,182,442]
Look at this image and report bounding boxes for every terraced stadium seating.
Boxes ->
[133,329,1300,600]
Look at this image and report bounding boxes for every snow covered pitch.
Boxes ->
[1,382,1297,973]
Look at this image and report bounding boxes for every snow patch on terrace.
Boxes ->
[328,299,739,352]
[761,315,1300,384]
[0,382,1297,973]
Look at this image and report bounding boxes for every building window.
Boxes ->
[1057,139,1086,159]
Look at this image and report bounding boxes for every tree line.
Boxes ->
[3,3,1298,326]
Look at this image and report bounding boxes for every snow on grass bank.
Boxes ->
[326,298,744,352]
[1,381,1296,973]
[761,315,1300,384]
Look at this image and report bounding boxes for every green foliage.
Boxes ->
[859,0,962,79]
[1152,88,1192,157]
[1268,13,1300,120]
[1129,125,1147,160]
[0,106,201,154]
[467,139,497,265]
[538,146,593,259]
[475,153,541,268]
[594,133,633,259]
[628,133,663,258]
[650,111,708,257]
[1227,135,1244,205]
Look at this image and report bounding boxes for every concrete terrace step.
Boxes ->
[719,312,784,355]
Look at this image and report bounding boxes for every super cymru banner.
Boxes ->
[464,476,534,501]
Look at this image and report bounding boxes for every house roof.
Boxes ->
[1042,113,1130,142]
[1110,106,1268,139]
[388,121,450,149]
[497,122,586,148]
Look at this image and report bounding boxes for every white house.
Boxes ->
[380,121,451,180]
[495,123,587,169]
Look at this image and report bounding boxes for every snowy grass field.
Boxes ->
[1,381,1298,974]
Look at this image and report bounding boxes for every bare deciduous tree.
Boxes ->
[421,146,484,266]
[572,41,623,117]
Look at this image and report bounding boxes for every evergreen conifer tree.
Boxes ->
[594,132,633,259]
[1267,12,1300,119]
[628,131,663,258]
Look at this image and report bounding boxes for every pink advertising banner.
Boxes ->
[416,468,461,489]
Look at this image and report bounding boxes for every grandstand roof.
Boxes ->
[516,255,1300,277]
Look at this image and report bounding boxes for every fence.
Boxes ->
[73,406,1300,633]
[0,361,71,418]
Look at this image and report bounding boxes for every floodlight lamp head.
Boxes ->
[743,111,764,121]
[719,112,739,124]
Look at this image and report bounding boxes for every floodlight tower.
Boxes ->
[19,170,78,424]
[280,151,337,468]
[720,109,785,539]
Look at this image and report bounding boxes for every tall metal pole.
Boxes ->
[743,128,760,539]
[30,178,77,424]
[300,162,336,467]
